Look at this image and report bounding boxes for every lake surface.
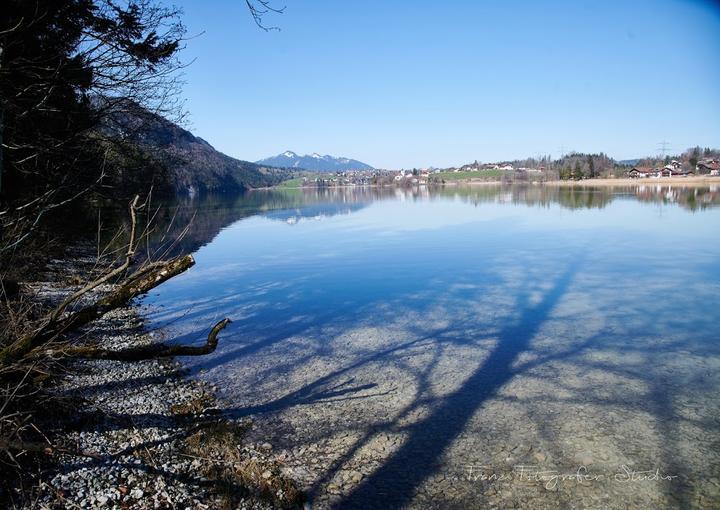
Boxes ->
[143,184,720,509]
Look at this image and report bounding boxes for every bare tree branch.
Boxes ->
[58,318,231,361]
[245,0,285,31]
[47,195,141,322]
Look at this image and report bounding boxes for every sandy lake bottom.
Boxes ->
[145,186,720,508]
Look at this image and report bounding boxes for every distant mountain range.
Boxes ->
[256,151,373,172]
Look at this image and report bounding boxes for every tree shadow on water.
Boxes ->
[333,261,579,509]
[55,250,711,509]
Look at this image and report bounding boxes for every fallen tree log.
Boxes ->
[0,438,102,460]
[61,318,231,361]
[0,254,195,366]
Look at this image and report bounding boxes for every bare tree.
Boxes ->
[245,0,286,31]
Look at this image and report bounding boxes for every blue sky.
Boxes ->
[173,0,720,169]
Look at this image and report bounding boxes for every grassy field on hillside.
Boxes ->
[275,177,308,188]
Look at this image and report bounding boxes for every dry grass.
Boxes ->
[170,393,216,417]
[183,421,305,509]
[545,176,720,186]
[0,366,85,506]
[0,287,57,505]
[170,387,306,507]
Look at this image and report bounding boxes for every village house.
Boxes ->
[628,166,656,178]
[660,166,693,177]
[697,159,720,175]
[479,162,514,171]
[629,163,694,178]
[656,160,693,176]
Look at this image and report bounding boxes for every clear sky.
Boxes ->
[173,0,720,169]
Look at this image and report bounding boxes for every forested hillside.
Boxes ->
[100,103,291,197]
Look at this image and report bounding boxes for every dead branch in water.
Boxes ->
[59,318,231,361]
[0,254,195,366]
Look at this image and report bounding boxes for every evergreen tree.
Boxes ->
[689,147,700,169]
[587,155,595,178]
[1,0,185,201]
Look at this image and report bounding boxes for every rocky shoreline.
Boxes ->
[18,254,304,509]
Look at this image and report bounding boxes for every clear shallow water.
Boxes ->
[145,185,720,509]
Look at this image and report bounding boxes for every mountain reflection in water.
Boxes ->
[96,184,720,259]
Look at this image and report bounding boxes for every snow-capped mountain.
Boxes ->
[256,151,374,172]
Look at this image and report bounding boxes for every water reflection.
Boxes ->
[97,184,720,260]
[138,184,720,509]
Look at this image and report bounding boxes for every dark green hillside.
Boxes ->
[100,104,291,197]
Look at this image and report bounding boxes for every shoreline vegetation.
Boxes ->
[544,176,720,186]
[268,175,720,190]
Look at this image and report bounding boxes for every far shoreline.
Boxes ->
[261,175,720,191]
[540,176,720,186]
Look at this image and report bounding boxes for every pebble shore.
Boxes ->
[23,257,302,509]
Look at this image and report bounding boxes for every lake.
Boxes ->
[143,184,720,509]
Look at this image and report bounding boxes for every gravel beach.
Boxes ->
[16,254,303,510]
